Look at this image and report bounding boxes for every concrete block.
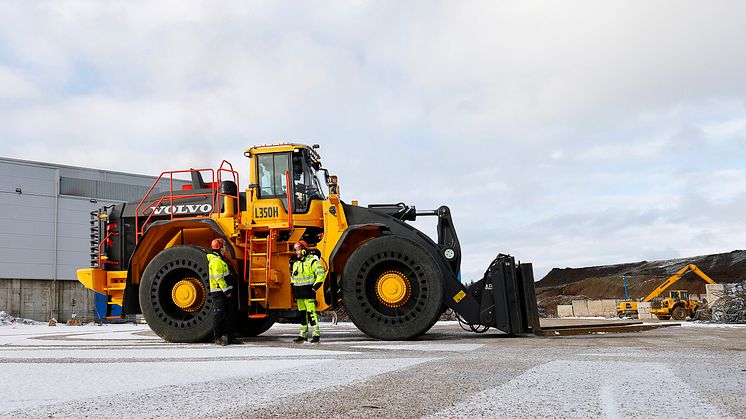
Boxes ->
[571,299,590,317]
[602,299,618,317]
[706,284,725,304]
[636,302,651,314]
[587,300,605,317]
[557,305,574,318]
[637,312,655,320]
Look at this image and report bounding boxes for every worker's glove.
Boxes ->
[312,282,322,292]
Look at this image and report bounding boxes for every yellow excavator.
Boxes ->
[616,264,717,320]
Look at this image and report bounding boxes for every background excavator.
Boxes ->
[616,264,717,320]
[77,143,541,342]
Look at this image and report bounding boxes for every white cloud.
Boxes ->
[1,1,745,280]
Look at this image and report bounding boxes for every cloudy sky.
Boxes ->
[1,1,745,280]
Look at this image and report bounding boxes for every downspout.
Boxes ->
[51,169,59,320]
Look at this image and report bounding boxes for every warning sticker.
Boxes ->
[453,290,466,303]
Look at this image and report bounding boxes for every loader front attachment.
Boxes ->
[461,255,541,334]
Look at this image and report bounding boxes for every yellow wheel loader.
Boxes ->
[650,290,705,320]
[77,143,540,342]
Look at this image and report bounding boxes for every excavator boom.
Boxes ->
[641,264,716,302]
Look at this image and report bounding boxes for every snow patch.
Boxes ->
[428,360,724,418]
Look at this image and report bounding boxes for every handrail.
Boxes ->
[216,159,241,215]
[285,170,294,229]
[98,231,120,268]
[133,163,241,244]
[135,192,215,242]
[135,168,215,243]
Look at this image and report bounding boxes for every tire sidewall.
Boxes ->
[342,235,444,340]
[139,245,215,342]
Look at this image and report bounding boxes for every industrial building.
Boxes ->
[0,157,185,322]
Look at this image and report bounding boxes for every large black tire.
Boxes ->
[342,235,444,340]
[139,245,215,343]
[236,312,277,337]
[671,305,688,321]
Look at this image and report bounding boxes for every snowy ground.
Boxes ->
[1,320,745,418]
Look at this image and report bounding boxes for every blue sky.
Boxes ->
[1,1,745,280]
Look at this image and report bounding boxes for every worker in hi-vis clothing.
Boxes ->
[208,238,238,346]
[291,240,326,343]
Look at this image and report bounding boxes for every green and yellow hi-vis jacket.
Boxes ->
[291,254,325,288]
[207,253,233,293]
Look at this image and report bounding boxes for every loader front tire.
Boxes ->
[139,245,215,343]
[342,235,444,340]
[671,306,687,321]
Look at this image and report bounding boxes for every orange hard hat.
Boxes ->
[211,238,224,250]
[294,240,308,250]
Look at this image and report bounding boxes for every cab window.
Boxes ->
[257,153,289,199]
[291,150,325,214]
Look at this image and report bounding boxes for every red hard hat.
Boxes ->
[211,238,224,250]
[294,240,308,250]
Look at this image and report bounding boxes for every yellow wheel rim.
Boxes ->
[375,270,411,308]
[172,277,206,313]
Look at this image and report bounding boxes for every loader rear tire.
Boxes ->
[139,245,215,343]
[342,235,444,340]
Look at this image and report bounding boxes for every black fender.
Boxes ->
[121,218,234,315]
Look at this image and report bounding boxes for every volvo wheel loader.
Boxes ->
[77,143,540,342]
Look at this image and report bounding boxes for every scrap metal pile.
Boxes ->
[697,281,746,324]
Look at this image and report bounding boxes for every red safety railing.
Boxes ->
[98,230,120,268]
[134,162,240,243]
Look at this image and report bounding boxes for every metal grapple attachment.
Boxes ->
[460,254,541,335]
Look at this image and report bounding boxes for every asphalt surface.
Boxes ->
[1,320,745,418]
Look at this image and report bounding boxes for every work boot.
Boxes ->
[215,335,228,346]
[227,337,242,345]
[310,336,320,344]
[292,336,306,344]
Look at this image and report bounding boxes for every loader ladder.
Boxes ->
[244,229,280,318]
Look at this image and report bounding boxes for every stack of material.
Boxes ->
[709,297,746,323]
[700,280,746,323]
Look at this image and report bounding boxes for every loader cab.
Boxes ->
[249,144,326,215]
[669,290,688,301]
